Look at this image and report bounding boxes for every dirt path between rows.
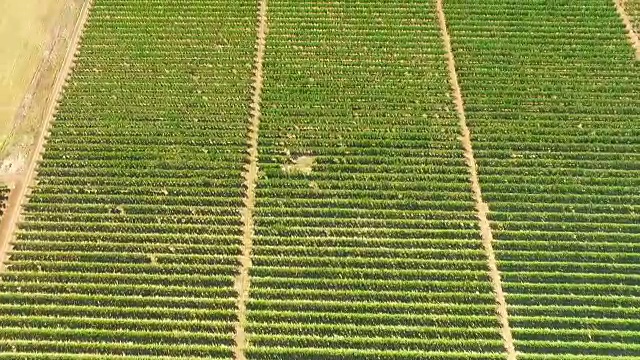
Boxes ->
[615,0,640,59]
[234,0,269,359]
[435,1,517,359]
[0,0,93,272]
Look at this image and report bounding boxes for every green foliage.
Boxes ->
[446,0,640,356]
[0,0,256,356]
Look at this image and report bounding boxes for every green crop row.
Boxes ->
[0,327,233,346]
[5,261,236,276]
[23,212,240,226]
[15,230,239,245]
[0,281,235,299]
[0,304,235,322]
[251,255,487,272]
[0,340,232,357]
[11,242,240,258]
[246,348,504,360]
[250,267,489,282]
[253,236,482,250]
[250,334,503,353]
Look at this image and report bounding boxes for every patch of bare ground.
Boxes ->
[0,150,27,178]
[0,0,94,272]
[282,155,316,175]
[435,1,517,359]
[615,0,640,59]
[234,0,269,359]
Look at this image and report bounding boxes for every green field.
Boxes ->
[0,0,639,359]
[445,0,640,357]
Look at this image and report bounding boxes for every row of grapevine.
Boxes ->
[247,0,504,359]
[0,0,256,357]
[0,184,9,217]
[445,0,640,357]
[0,184,7,218]
[628,0,640,33]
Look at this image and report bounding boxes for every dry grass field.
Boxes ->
[0,0,82,167]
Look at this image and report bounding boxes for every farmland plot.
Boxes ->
[444,0,640,357]
[246,1,506,359]
[0,0,256,357]
[0,0,639,358]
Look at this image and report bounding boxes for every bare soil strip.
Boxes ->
[234,0,268,359]
[615,0,640,59]
[435,1,517,359]
[0,0,94,272]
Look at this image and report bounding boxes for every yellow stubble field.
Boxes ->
[0,0,82,167]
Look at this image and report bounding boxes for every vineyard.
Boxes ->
[445,0,640,358]
[0,0,638,359]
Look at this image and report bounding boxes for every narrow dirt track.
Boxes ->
[435,1,518,359]
[234,0,269,359]
[615,0,640,59]
[0,175,22,185]
[0,0,93,271]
